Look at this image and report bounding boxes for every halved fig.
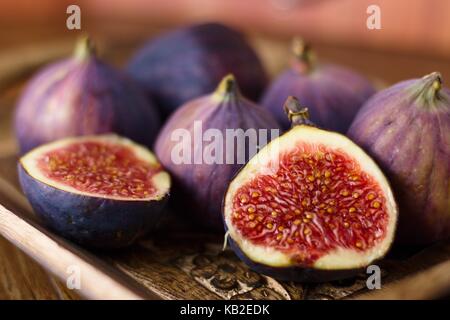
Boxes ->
[223,97,397,282]
[18,134,171,248]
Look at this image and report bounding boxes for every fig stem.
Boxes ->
[421,72,443,103]
[284,96,315,127]
[74,36,96,60]
[291,38,315,72]
[214,74,240,100]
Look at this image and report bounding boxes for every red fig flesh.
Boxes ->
[348,72,450,244]
[27,136,166,199]
[19,135,171,248]
[224,97,397,280]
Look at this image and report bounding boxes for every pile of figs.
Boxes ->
[14,22,449,282]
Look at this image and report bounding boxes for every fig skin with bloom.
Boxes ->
[155,75,280,231]
[261,39,375,134]
[348,72,450,245]
[127,23,268,118]
[14,37,161,154]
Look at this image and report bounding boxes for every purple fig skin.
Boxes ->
[14,38,161,154]
[155,75,280,231]
[348,72,450,245]
[261,41,375,133]
[18,164,169,249]
[127,23,268,118]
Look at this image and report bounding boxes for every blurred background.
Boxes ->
[1,0,450,153]
[1,0,450,53]
[1,0,450,77]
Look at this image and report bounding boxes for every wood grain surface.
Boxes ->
[0,26,450,300]
[0,235,77,300]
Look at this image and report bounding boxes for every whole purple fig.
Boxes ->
[261,39,376,133]
[155,74,280,231]
[14,37,161,154]
[127,23,267,118]
[348,72,450,244]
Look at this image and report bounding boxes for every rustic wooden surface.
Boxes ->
[1,26,450,300]
[0,235,79,300]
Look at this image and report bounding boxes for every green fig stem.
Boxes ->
[291,38,315,73]
[422,71,442,93]
[412,72,450,109]
[213,74,240,100]
[284,96,315,127]
[74,36,96,60]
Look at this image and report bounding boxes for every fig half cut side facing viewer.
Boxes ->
[18,134,171,248]
[223,96,397,282]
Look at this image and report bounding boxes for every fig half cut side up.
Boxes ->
[223,96,397,282]
[18,134,171,248]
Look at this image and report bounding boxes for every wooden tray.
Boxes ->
[1,38,450,300]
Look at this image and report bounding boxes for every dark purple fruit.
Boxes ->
[18,134,171,248]
[261,39,376,133]
[155,74,280,231]
[14,37,161,154]
[127,23,267,117]
[348,72,450,245]
[223,96,397,282]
